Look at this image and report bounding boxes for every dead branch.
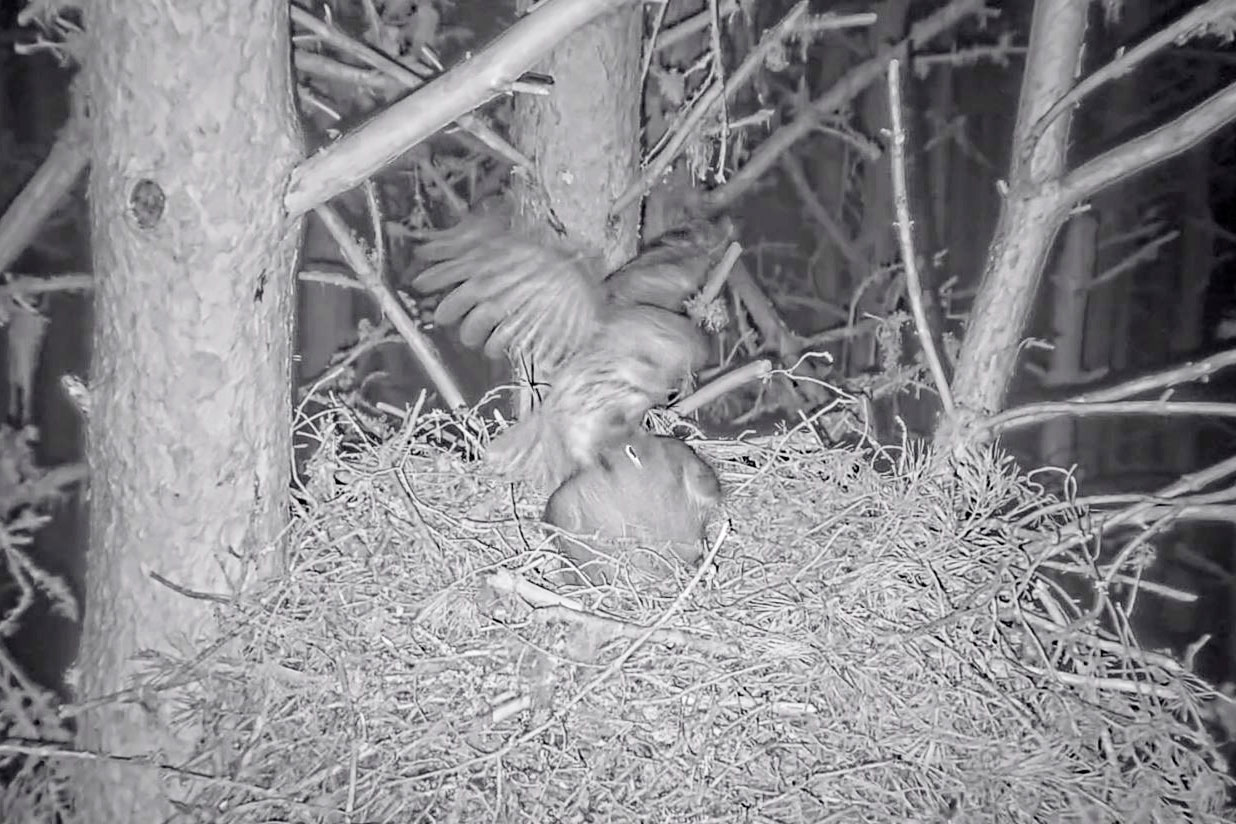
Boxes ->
[285,0,637,217]
[727,257,803,358]
[673,359,771,416]
[777,152,869,275]
[1,269,369,295]
[1060,79,1236,205]
[289,5,529,170]
[0,116,87,274]
[611,1,810,217]
[1086,230,1179,290]
[886,58,954,418]
[703,0,985,214]
[294,51,404,96]
[311,204,465,409]
[990,399,1236,436]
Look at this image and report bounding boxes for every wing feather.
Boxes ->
[412,213,607,371]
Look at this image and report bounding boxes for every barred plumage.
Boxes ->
[543,432,722,584]
[411,203,733,489]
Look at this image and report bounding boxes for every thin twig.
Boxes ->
[611,1,810,216]
[886,58,955,418]
[311,204,466,409]
[673,359,771,416]
[706,0,984,213]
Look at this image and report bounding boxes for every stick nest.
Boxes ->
[4,401,1233,822]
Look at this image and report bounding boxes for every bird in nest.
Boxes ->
[410,202,734,491]
[543,430,723,585]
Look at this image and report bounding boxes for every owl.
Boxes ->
[412,203,733,490]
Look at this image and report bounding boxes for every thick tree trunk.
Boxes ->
[74,0,302,817]
[943,0,1086,429]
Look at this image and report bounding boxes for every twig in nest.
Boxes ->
[673,359,771,416]
[886,58,954,419]
[312,204,466,410]
[699,241,742,305]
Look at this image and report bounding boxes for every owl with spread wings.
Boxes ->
[411,203,733,490]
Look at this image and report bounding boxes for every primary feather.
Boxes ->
[412,205,732,489]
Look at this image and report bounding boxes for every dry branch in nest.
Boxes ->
[2,400,1233,822]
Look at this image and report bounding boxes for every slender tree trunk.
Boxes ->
[507,2,642,410]
[74,0,302,817]
[511,3,642,263]
[943,0,1087,429]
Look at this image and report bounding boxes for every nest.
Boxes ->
[3,400,1233,822]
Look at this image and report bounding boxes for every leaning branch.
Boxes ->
[311,205,466,410]
[285,0,635,217]
[0,117,87,274]
[289,5,530,171]
[887,58,954,418]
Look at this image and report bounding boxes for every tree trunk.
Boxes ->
[511,3,641,263]
[74,0,302,817]
[507,1,642,410]
[943,0,1087,429]
[1038,213,1096,467]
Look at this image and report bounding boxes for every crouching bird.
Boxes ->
[543,431,722,585]
[411,202,733,490]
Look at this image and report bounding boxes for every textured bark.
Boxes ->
[507,2,642,411]
[943,0,1086,429]
[74,0,302,817]
[510,3,642,268]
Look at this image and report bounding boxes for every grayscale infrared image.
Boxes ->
[3,0,1236,821]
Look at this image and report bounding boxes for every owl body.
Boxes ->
[544,432,722,585]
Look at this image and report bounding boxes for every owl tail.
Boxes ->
[485,411,576,492]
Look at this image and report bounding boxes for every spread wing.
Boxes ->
[487,305,709,489]
[411,213,607,371]
[603,216,735,309]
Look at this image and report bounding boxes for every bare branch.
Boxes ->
[289,5,530,171]
[311,205,466,410]
[611,1,809,216]
[1060,79,1236,205]
[704,0,985,213]
[886,58,954,418]
[0,117,87,274]
[286,0,636,217]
